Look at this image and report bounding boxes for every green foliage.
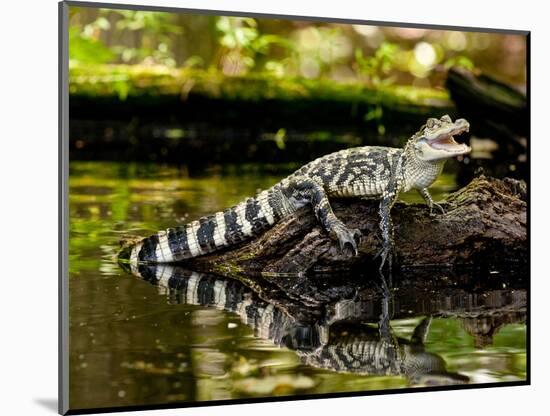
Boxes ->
[273,128,287,150]
[364,105,386,135]
[183,55,205,69]
[364,105,383,122]
[215,16,294,75]
[65,6,528,92]
[444,55,475,70]
[69,26,115,64]
[109,9,181,67]
[112,10,182,35]
[355,42,400,86]
[216,17,258,50]
[67,7,498,88]
[69,8,182,67]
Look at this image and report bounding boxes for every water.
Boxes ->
[68,161,527,411]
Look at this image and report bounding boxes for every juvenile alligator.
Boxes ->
[126,264,469,386]
[119,115,470,270]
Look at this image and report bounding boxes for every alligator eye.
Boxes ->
[426,118,436,128]
[441,115,452,123]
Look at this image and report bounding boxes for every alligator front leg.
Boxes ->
[282,177,361,255]
[418,188,445,215]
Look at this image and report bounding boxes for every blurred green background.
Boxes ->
[67,6,527,174]
[69,7,526,86]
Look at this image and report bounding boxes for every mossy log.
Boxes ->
[69,64,459,164]
[69,63,454,130]
[186,175,526,275]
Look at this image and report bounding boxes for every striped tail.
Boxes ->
[119,187,292,265]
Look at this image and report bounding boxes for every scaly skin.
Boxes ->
[119,115,470,271]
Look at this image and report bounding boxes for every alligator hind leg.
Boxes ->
[282,177,361,255]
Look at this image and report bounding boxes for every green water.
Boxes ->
[68,161,527,411]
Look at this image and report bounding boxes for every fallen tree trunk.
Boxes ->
[70,64,455,164]
[186,175,526,275]
[446,67,527,140]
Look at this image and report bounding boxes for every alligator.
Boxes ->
[119,115,470,270]
[125,263,470,386]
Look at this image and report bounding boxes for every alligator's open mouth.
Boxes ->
[427,120,471,154]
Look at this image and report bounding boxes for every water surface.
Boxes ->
[69,161,526,410]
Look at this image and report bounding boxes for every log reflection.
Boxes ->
[121,263,526,387]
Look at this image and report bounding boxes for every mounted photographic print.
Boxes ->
[59,1,529,414]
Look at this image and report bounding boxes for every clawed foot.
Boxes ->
[430,202,446,216]
[330,224,362,256]
[375,244,393,272]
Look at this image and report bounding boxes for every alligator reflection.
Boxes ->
[123,264,526,388]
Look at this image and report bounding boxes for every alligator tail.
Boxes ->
[119,187,292,265]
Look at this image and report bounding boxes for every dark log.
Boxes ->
[446,67,528,184]
[187,175,526,275]
[446,67,527,139]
